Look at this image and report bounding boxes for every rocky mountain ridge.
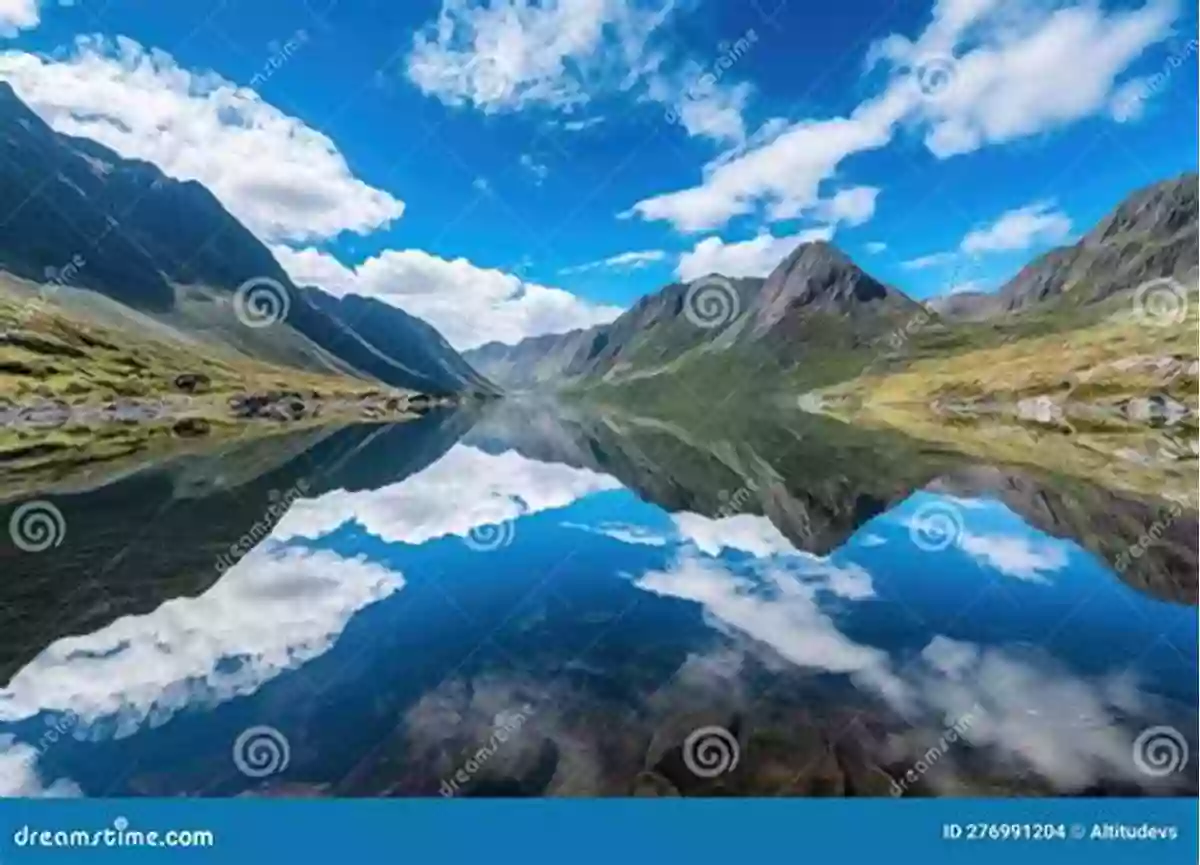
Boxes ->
[0,82,493,397]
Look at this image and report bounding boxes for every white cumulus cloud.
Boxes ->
[627,0,1177,233]
[406,0,674,114]
[0,0,39,38]
[272,244,623,351]
[676,226,834,281]
[0,35,406,244]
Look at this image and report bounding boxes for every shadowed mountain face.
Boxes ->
[0,83,493,396]
[300,290,496,396]
[465,243,922,390]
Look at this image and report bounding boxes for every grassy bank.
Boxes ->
[810,297,1198,502]
[0,285,424,478]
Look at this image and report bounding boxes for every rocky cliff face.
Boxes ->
[994,173,1198,312]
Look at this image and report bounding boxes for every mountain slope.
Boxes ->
[301,289,495,395]
[466,326,605,391]
[0,82,493,396]
[993,173,1198,313]
[472,174,1198,393]
[467,243,921,390]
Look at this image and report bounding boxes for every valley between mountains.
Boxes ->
[0,73,1195,506]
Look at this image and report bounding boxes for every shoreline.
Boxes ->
[0,388,458,494]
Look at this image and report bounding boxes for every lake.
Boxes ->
[0,402,1196,797]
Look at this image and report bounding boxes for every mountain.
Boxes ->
[991,173,1198,313]
[470,174,1199,391]
[0,82,493,397]
[300,289,495,395]
[466,243,921,390]
[466,326,605,391]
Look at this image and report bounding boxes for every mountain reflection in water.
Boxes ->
[0,402,1195,798]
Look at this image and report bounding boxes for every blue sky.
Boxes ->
[0,0,1196,349]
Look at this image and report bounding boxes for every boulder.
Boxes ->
[173,373,212,394]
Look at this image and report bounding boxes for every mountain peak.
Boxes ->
[750,238,899,335]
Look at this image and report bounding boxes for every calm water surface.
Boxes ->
[0,403,1196,797]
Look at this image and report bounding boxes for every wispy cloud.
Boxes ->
[961,200,1072,253]
[902,251,959,270]
[560,249,667,275]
